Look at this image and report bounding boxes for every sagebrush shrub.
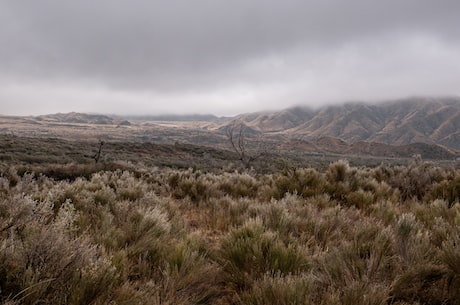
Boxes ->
[1,161,460,304]
[241,273,315,305]
[218,219,309,290]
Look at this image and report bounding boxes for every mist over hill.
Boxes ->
[117,114,224,122]
[230,97,460,150]
[1,96,459,161]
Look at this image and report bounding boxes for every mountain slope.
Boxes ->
[233,107,314,132]
[229,97,460,150]
[36,112,131,125]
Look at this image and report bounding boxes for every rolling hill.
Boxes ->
[36,112,131,126]
[230,97,460,151]
[0,97,459,161]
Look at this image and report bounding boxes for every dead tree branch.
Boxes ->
[93,139,104,163]
[84,139,104,163]
[226,123,264,169]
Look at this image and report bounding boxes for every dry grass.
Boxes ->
[1,156,460,304]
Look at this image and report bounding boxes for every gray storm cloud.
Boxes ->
[1,0,459,115]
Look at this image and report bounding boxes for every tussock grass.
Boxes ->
[1,157,460,304]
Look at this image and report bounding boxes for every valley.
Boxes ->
[0,97,458,172]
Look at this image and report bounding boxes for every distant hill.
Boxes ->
[228,97,460,151]
[1,97,458,161]
[36,112,131,126]
[118,114,224,122]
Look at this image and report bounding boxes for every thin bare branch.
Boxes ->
[226,122,259,169]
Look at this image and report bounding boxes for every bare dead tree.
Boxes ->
[84,139,104,163]
[226,123,263,169]
[93,139,104,163]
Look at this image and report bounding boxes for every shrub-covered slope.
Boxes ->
[1,159,460,304]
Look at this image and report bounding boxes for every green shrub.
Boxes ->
[390,158,443,201]
[159,244,223,304]
[170,171,214,203]
[345,189,375,209]
[218,219,309,290]
[390,264,448,305]
[428,176,460,206]
[273,168,326,200]
[1,162,460,304]
[440,236,460,303]
[326,160,350,184]
[241,273,315,305]
[218,172,259,198]
[0,197,115,305]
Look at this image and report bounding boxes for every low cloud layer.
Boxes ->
[1,0,460,116]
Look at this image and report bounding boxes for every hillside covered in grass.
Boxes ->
[1,158,460,304]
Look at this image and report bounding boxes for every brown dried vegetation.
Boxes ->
[1,157,460,304]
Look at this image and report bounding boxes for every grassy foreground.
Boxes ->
[0,158,459,304]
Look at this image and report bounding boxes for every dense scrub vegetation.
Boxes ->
[1,158,459,304]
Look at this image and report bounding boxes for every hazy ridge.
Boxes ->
[1,97,459,160]
[231,97,460,150]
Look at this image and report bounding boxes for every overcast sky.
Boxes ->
[1,0,459,116]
